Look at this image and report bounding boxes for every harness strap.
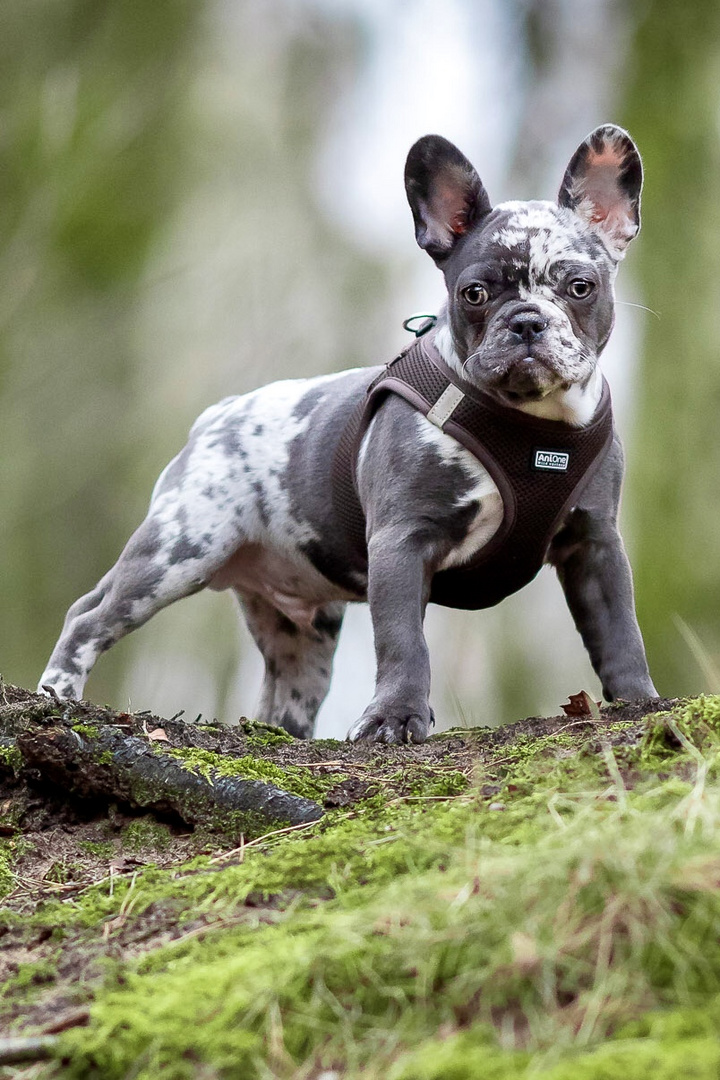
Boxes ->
[331,332,614,610]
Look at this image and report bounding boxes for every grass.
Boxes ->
[64,777,720,1077]
[4,696,720,1078]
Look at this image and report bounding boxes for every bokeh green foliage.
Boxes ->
[0,0,203,688]
[623,0,720,695]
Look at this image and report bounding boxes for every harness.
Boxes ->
[331,330,614,611]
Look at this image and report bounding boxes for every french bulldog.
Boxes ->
[39,124,657,742]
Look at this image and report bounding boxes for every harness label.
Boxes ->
[534,449,570,472]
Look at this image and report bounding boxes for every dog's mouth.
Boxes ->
[462,334,590,406]
[491,355,566,403]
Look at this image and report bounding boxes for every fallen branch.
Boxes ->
[15,722,323,833]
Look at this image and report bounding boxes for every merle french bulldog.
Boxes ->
[39,124,657,742]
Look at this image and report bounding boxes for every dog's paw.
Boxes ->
[36,676,76,702]
[347,707,434,745]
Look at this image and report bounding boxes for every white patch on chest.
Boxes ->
[513,366,603,425]
[413,413,503,569]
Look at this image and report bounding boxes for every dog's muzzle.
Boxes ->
[469,304,571,401]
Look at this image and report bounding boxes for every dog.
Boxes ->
[39,124,657,742]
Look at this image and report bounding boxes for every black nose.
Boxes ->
[508,310,548,344]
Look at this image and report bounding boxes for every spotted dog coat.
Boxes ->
[40,125,657,742]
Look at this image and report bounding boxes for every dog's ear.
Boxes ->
[558,125,643,259]
[405,136,492,263]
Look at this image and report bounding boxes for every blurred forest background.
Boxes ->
[1,0,719,736]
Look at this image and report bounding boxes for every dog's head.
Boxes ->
[405,126,642,406]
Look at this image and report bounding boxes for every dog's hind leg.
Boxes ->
[237,592,345,738]
[38,508,246,701]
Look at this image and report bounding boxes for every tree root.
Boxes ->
[0,685,323,836]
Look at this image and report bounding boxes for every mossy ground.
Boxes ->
[1,690,720,1078]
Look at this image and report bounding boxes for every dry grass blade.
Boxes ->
[674,614,720,692]
[209,819,321,864]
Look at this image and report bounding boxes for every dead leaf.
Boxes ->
[146,727,169,742]
[561,690,602,719]
[109,856,144,873]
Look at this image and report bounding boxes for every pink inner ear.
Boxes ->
[586,143,625,171]
[574,145,637,252]
[580,161,626,218]
[450,210,468,235]
[432,171,472,238]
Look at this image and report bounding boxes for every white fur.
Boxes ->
[414,414,503,569]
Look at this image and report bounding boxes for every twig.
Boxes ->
[288,760,374,769]
[386,792,476,806]
[600,741,627,808]
[103,870,139,937]
[550,717,604,735]
[41,1007,91,1035]
[209,818,321,864]
[0,1035,58,1065]
[160,913,260,951]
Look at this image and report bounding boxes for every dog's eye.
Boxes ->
[567,278,595,299]
[461,283,489,306]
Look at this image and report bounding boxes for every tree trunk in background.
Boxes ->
[623,0,720,694]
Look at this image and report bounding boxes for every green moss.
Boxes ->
[429,724,491,740]
[0,837,35,900]
[164,746,343,802]
[642,695,720,761]
[45,859,84,884]
[239,720,296,748]
[389,1012,720,1080]
[0,741,23,772]
[385,764,470,798]
[97,750,114,765]
[0,843,15,900]
[122,818,172,854]
[59,774,720,1079]
[3,696,720,1079]
[71,722,100,738]
[310,737,346,751]
[78,840,116,859]
[1,959,57,998]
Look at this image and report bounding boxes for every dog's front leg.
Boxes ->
[348,526,434,744]
[549,508,657,702]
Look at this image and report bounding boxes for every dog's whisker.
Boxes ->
[615,300,661,319]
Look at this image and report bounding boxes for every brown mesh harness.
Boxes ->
[332,331,614,611]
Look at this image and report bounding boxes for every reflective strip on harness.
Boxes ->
[426,383,465,428]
